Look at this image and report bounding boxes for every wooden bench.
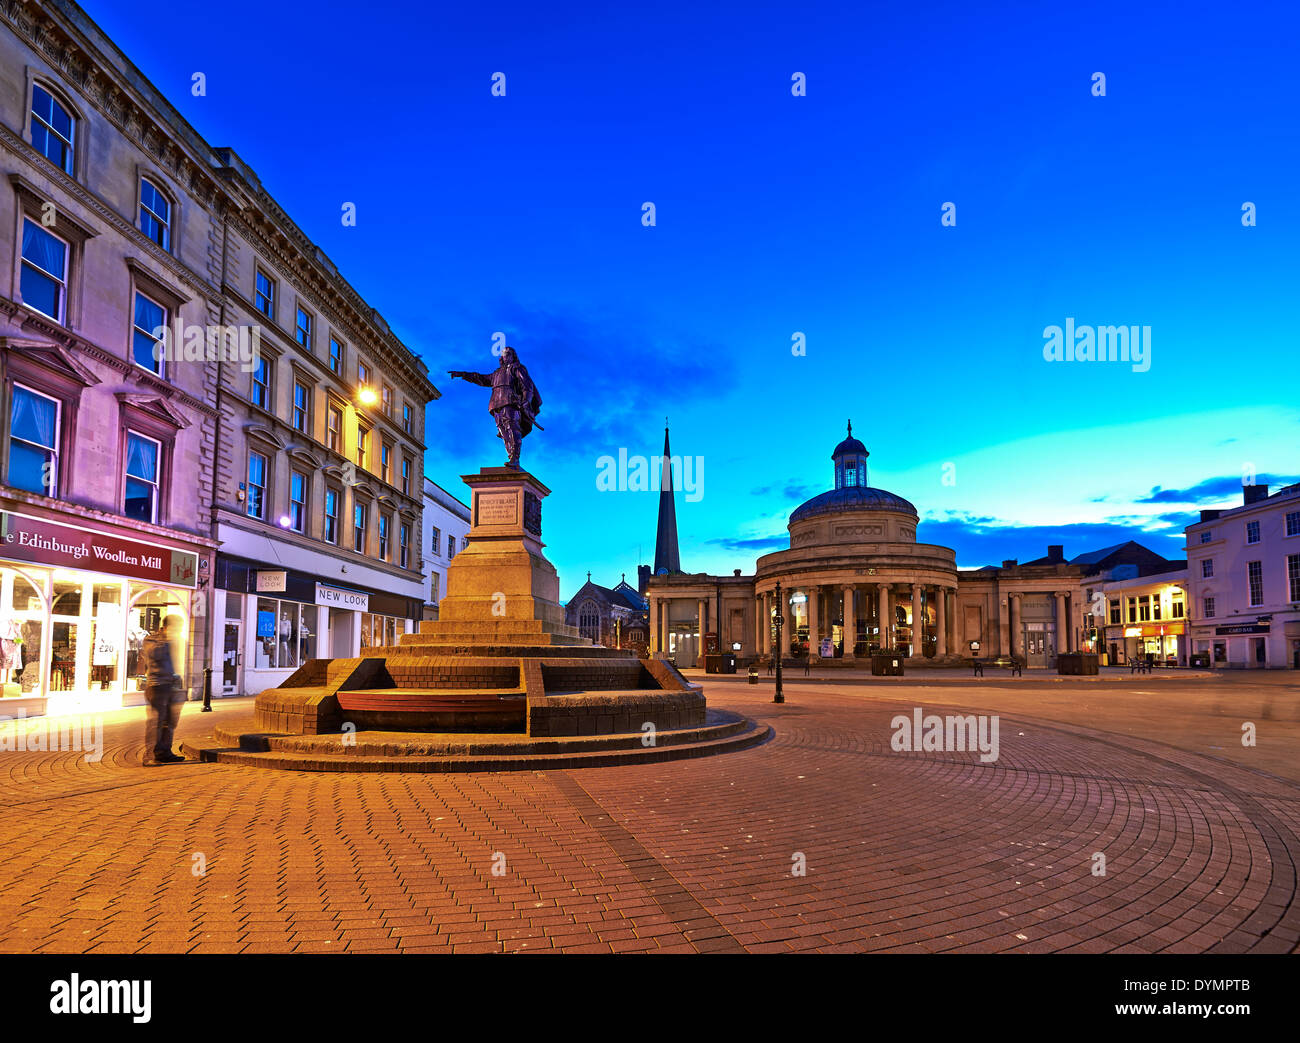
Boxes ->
[972,656,1023,677]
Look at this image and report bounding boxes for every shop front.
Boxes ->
[214,555,422,696]
[0,510,201,716]
[1111,622,1185,666]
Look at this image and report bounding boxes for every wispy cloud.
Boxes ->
[1135,474,1298,505]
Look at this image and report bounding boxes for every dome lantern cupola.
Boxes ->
[833,420,869,490]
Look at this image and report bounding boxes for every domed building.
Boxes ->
[753,423,960,660]
[644,422,1183,668]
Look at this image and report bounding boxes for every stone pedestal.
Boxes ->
[430,467,580,641]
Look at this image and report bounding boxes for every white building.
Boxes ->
[422,477,471,619]
[1185,482,1300,670]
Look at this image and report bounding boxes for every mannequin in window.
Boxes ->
[278,611,296,668]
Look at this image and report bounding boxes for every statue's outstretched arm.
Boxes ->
[448,370,493,387]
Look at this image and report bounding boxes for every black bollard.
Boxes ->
[201,666,213,712]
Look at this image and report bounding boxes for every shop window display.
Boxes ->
[254,597,316,670]
[1,570,45,697]
[0,568,191,708]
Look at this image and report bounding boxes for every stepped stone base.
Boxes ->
[224,465,762,771]
[182,708,770,773]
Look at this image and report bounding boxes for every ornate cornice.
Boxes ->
[1,0,232,218]
[230,206,438,404]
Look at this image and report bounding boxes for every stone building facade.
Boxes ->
[209,149,436,697]
[565,575,649,654]
[0,0,222,713]
[0,0,438,708]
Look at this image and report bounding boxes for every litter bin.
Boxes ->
[704,654,737,674]
[871,654,904,676]
[1190,652,1210,669]
[747,663,758,684]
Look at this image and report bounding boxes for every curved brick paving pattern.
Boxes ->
[0,682,1297,954]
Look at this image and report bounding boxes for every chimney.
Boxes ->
[1243,484,1269,505]
[1199,509,1222,523]
[1001,559,1017,569]
[1048,545,1064,564]
[733,569,741,577]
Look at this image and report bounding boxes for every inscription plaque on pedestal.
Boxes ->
[476,491,518,527]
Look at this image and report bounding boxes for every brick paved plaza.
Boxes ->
[1,671,1297,955]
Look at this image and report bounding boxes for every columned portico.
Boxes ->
[807,584,820,661]
[910,582,923,657]
[843,585,856,659]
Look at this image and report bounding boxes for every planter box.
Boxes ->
[1057,652,1100,676]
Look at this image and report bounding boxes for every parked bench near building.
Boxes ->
[972,656,1023,677]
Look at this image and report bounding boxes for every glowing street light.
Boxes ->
[358,387,378,406]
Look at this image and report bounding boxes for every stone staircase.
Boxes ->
[182,708,771,772]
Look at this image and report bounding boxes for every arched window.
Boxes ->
[31,83,75,175]
[140,177,172,251]
[578,599,600,642]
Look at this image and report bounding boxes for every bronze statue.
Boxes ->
[448,346,542,468]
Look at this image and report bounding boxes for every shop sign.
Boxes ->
[315,583,369,611]
[255,571,287,592]
[0,511,197,588]
[1215,624,1270,635]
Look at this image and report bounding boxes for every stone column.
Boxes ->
[1055,591,1068,656]
[754,596,762,657]
[935,587,946,656]
[878,583,892,650]
[807,585,820,660]
[1009,592,1021,660]
[910,583,923,657]
[843,585,856,659]
[697,598,707,659]
[649,594,659,652]
[761,593,771,655]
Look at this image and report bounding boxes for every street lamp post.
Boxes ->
[773,580,785,703]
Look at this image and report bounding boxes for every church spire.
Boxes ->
[653,421,681,575]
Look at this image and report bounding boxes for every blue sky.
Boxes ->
[85,0,1299,596]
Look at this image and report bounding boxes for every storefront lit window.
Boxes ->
[1,569,45,697]
[360,612,404,649]
[1,544,194,711]
[254,597,317,670]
